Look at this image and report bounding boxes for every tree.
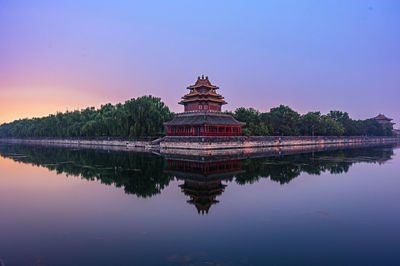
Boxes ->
[322,116,345,136]
[266,105,300,136]
[233,107,269,136]
[299,112,323,136]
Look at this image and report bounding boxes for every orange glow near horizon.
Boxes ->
[0,86,121,124]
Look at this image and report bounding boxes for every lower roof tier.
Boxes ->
[163,111,246,126]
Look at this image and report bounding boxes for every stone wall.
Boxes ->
[160,136,399,150]
[0,138,155,150]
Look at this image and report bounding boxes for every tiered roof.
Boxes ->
[373,114,393,121]
[187,75,219,90]
[179,75,227,105]
[373,114,395,125]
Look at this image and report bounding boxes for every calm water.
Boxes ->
[0,144,399,266]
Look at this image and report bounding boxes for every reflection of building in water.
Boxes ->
[180,180,226,215]
[166,159,242,176]
[165,158,244,214]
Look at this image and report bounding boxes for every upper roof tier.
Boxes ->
[187,75,219,90]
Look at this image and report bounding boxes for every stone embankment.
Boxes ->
[0,138,156,151]
[160,136,399,150]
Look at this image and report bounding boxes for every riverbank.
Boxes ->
[160,136,399,156]
[161,136,399,150]
[0,138,155,151]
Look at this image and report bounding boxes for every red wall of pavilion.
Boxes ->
[184,103,198,112]
[208,102,221,111]
[166,125,242,136]
[184,102,222,112]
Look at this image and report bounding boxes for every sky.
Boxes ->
[0,0,399,126]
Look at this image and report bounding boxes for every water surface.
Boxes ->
[0,144,399,265]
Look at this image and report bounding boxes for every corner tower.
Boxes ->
[164,76,245,136]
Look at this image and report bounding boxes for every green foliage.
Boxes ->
[233,108,269,136]
[322,116,345,136]
[327,111,394,136]
[0,96,173,139]
[232,105,393,137]
[299,112,323,136]
[266,105,300,136]
[298,112,345,136]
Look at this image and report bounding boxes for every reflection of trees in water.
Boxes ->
[0,144,395,198]
[0,145,173,198]
[236,147,394,185]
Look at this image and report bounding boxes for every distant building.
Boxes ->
[373,114,397,136]
[164,76,245,136]
[373,114,395,126]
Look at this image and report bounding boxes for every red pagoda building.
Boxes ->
[164,76,245,136]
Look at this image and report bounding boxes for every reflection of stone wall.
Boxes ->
[161,136,399,150]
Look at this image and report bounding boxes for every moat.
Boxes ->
[0,143,399,265]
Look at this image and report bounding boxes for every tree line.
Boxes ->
[229,105,394,136]
[0,97,394,138]
[0,95,173,139]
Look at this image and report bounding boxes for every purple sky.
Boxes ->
[0,0,399,126]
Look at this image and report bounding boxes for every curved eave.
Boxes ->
[187,85,219,90]
[182,96,225,100]
[178,98,227,105]
[182,92,224,98]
